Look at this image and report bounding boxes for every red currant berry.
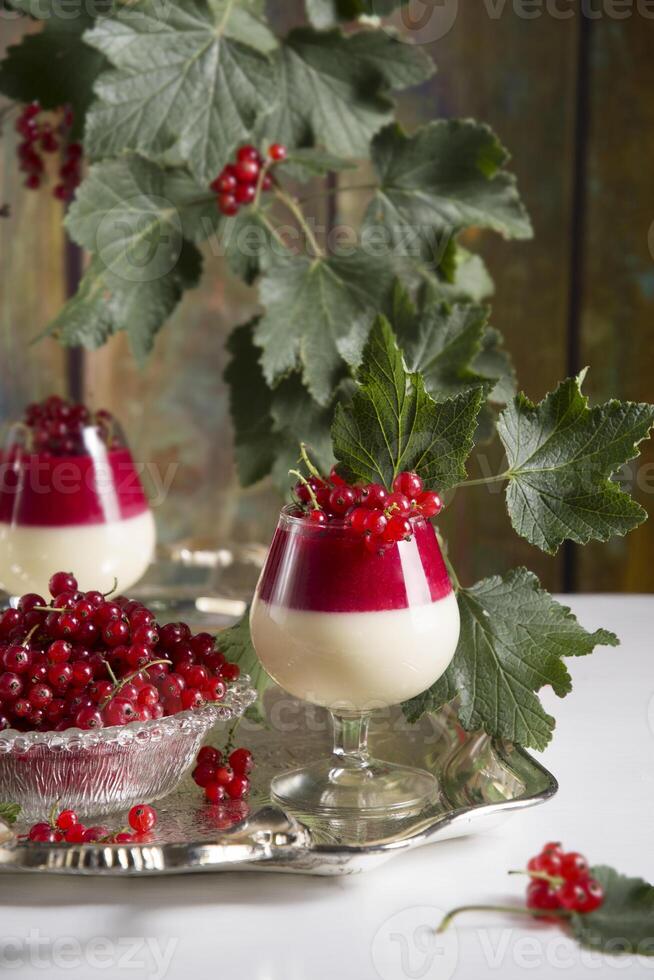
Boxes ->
[309,509,327,525]
[234,159,260,184]
[197,745,222,767]
[229,748,254,775]
[49,571,78,597]
[328,486,357,515]
[359,484,388,509]
[192,764,218,788]
[64,824,86,843]
[526,879,561,912]
[128,804,157,833]
[268,143,287,161]
[226,775,250,800]
[48,640,72,664]
[234,181,256,205]
[347,507,370,535]
[577,878,604,913]
[559,851,590,881]
[557,880,589,912]
[204,676,226,701]
[56,809,78,832]
[76,706,104,730]
[218,193,239,217]
[384,515,413,543]
[364,509,388,537]
[385,492,412,517]
[237,145,261,163]
[393,471,423,500]
[417,490,443,518]
[0,673,22,699]
[18,593,45,614]
[221,663,240,682]
[181,688,205,711]
[205,783,226,804]
[103,620,130,647]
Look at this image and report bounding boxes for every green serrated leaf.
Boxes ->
[571,866,654,955]
[473,326,516,405]
[65,155,218,284]
[224,320,277,486]
[270,374,336,488]
[223,208,279,285]
[216,610,271,724]
[255,250,395,406]
[332,315,484,490]
[84,0,276,182]
[0,3,108,139]
[257,27,433,159]
[391,289,495,400]
[45,242,202,362]
[364,121,533,260]
[403,568,619,750]
[0,802,21,826]
[499,373,654,554]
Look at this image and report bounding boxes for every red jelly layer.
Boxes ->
[257,516,452,613]
[0,448,149,527]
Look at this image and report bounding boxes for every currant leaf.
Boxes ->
[0,802,21,826]
[216,611,271,725]
[44,243,202,363]
[83,0,277,182]
[224,320,277,486]
[403,568,619,751]
[278,148,357,181]
[332,315,484,489]
[223,209,280,286]
[65,155,219,284]
[0,2,108,139]
[364,121,533,259]
[499,373,654,554]
[254,250,396,406]
[571,866,654,955]
[257,27,433,158]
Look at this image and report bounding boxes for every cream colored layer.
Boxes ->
[250,593,460,712]
[0,510,156,596]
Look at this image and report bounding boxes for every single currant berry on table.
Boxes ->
[128,804,157,834]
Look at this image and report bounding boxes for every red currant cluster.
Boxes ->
[525,842,605,915]
[211,142,287,216]
[192,744,253,803]
[24,803,157,845]
[0,571,241,734]
[15,102,82,201]
[292,467,443,555]
[22,395,117,456]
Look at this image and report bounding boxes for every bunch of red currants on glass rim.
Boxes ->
[20,394,118,456]
[0,570,241,735]
[211,142,287,216]
[291,465,443,556]
[15,102,82,201]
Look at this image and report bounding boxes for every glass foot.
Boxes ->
[271,756,438,820]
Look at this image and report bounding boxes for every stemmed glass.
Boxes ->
[250,506,460,819]
[0,411,155,597]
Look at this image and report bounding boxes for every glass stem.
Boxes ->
[330,711,371,770]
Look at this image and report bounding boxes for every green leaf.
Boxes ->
[223,208,279,285]
[306,0,410,27]
[84,0,276,182]
[571,866,654,955]
[255,250,396,406]
[391,288,495,400]
[473,326,516,405]
[364,121,533,259]
[269,375,336,488]
[332,315,484,490]
[278,147,357,181]
[0,802,21,826]
[224,320,277,486]
[0,3,108,139]
[403,568,619,751]
[499,372,654,554]
[65,155,218,283]
[45,242,201,362]
[258,27,433,158]
[216,610,271,724]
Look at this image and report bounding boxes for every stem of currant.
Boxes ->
[299,443,322,479]
[289,469,320,510]
[436,905,571,934]
[273,186,325,259]
[454,472,512,489]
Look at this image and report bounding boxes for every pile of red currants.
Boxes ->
[192,744,253,803]
[24,803,158,844]
[211,142,287,216]
[292,466,443,555]
[20,394,117,456]
[15,102,82,201]
[0,570,241,734]
[524,842,605,915]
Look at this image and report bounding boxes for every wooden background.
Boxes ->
[1,4,652,594]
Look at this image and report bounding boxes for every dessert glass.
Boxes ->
[250,507,460,819]
[0,419,156,596]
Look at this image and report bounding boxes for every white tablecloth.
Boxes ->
[1,595,652,980]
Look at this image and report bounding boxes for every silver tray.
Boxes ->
[0,690,557,876]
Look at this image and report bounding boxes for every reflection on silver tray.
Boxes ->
[0,689,557,877]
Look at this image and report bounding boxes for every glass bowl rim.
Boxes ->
[0,676,256,751]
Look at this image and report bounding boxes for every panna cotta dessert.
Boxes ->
[250,468,460,819]
[0,396,155,596]
[250,513,459,712]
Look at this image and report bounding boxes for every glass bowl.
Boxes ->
[0,678,257,821]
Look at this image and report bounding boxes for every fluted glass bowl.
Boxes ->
[0,678,257,821]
